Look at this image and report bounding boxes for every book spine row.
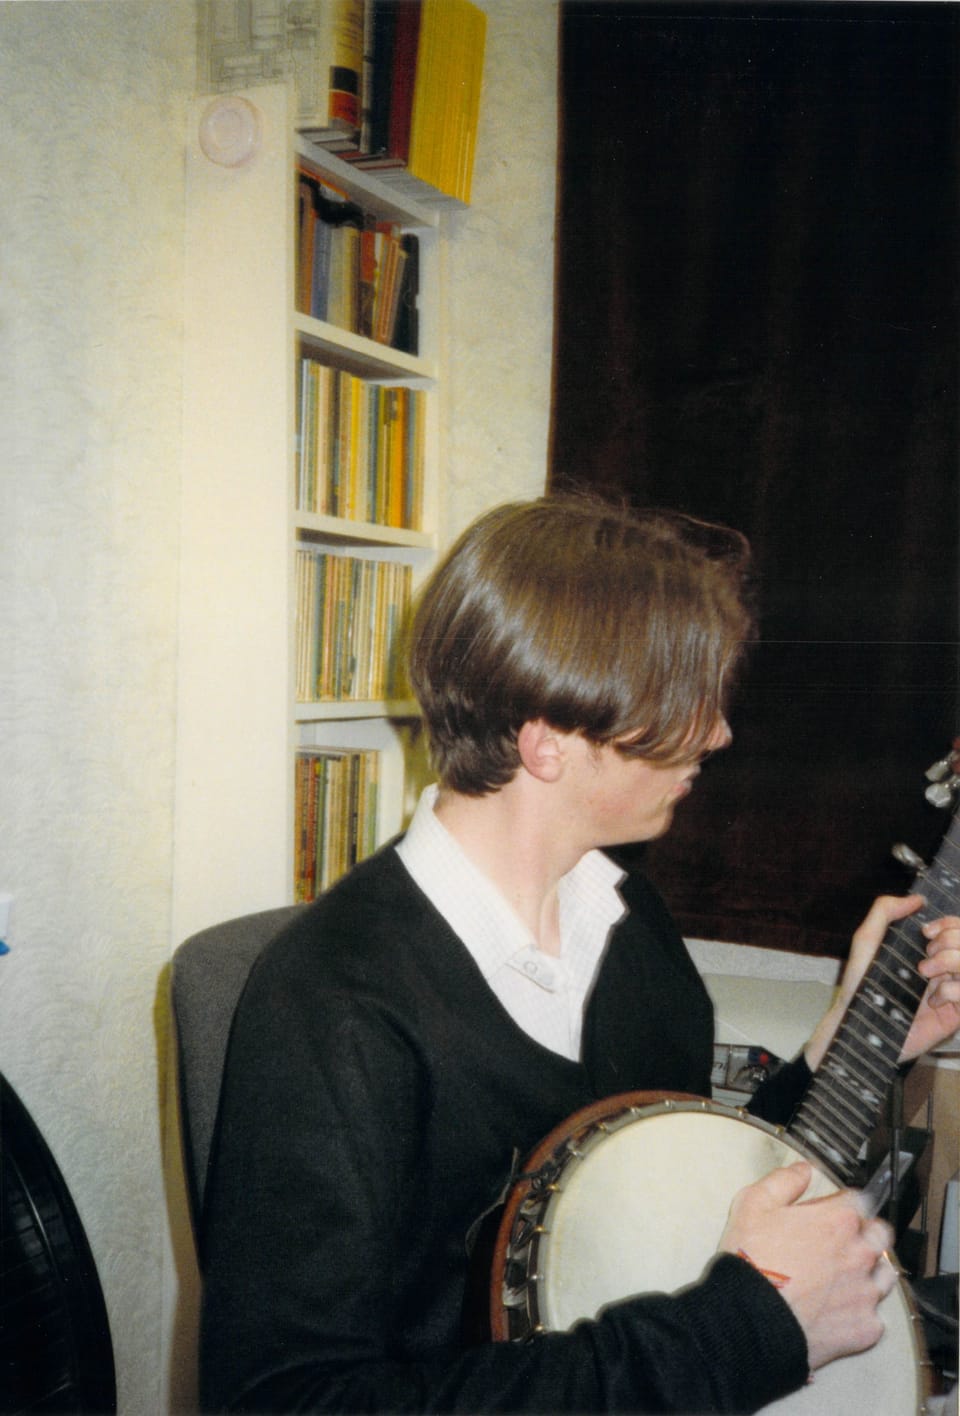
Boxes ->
[295,746,380,900]
[202,2,486,206]
[297,170,419,354]
[295,549,412,703]
[303,0,486,208]
[297,361,425,529]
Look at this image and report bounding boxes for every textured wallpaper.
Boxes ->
[0,2,195,1410]
[443,1,559,539]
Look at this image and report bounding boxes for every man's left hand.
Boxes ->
[805,895,960,1071]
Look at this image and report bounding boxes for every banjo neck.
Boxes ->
[789,751,960,1184]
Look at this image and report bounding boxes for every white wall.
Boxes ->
[441,0,559,538]
[0,1,559,1410]
[0,2,194,1410]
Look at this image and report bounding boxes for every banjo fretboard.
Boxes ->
[789,801,960,1183]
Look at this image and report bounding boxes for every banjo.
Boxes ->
[490,746,960,1413]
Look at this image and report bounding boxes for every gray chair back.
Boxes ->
[171,904,306,1244]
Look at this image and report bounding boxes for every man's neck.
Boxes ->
[432,779,581,955]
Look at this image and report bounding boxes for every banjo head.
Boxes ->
[492,1093,932,1415]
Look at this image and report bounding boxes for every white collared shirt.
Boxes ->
[395,785,627,1061]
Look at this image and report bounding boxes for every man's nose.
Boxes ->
[709,715,733,752]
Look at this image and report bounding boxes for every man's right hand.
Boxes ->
[717,1161,897,1372]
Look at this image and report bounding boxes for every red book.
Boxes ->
[388,0,421,163]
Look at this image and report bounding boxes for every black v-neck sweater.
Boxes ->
[200,846,811,1413]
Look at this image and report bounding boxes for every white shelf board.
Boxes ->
[294,698,421,723]
[295,512,436,550]
[296,313,436,381]
[295,135,439,229]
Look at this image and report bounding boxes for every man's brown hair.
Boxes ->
[408,494,754,795]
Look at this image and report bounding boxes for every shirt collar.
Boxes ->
[395,784,626,983]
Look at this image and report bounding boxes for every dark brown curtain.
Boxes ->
[552,1,959,957]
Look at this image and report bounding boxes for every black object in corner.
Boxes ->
[0,1074,116,1414]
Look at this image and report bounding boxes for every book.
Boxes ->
[367,0,399,159]
[296,169,367,323]
[297,361,425,528]
[392,233,419,355]
[358,0,378,154]
[330,0,485,205]
[298,0,365,148]
[204,2,484,203]
[295,745,381,899]
[295,548,413,703]
[405,0,485,204]
[296,170,416,351]
[388,0,421,165]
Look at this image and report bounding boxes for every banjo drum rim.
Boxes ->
[492,1090,753,1340]
[488,1089,932,1413]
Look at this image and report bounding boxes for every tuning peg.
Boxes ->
[892,842,927,872]
[925,775,960,808]
[926,756,954,782]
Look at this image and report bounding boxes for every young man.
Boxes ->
[200,496,960,1413]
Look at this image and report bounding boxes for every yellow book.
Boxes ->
[316,363,334,516]
[319,554,337,699]
[438,0,464,199]
[376,389,391,526]
[372,560,388,700]
[385,388,402,528]
[455,1,486,204]
[408,0,485,202]
[348,373,363,522]
[295,551,309,701]
[335,374,353,519]
[409,388,426,531]
[408,0,441,188]
[356,558,375,699]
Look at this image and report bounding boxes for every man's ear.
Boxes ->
[516,719,566,783]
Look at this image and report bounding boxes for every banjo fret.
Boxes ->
[791,1124,848,1174]
[844,1001,905,1055]
[819,1056,884,1115]
[860,967,924,1019]
[867,957,926,1010]
[815,1066,883,1131]
[827,1031,895,1089]
[793,1090,871,1178]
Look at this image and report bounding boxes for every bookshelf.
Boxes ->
[173,81,440,942]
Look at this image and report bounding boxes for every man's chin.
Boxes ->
[609,809,675,848]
